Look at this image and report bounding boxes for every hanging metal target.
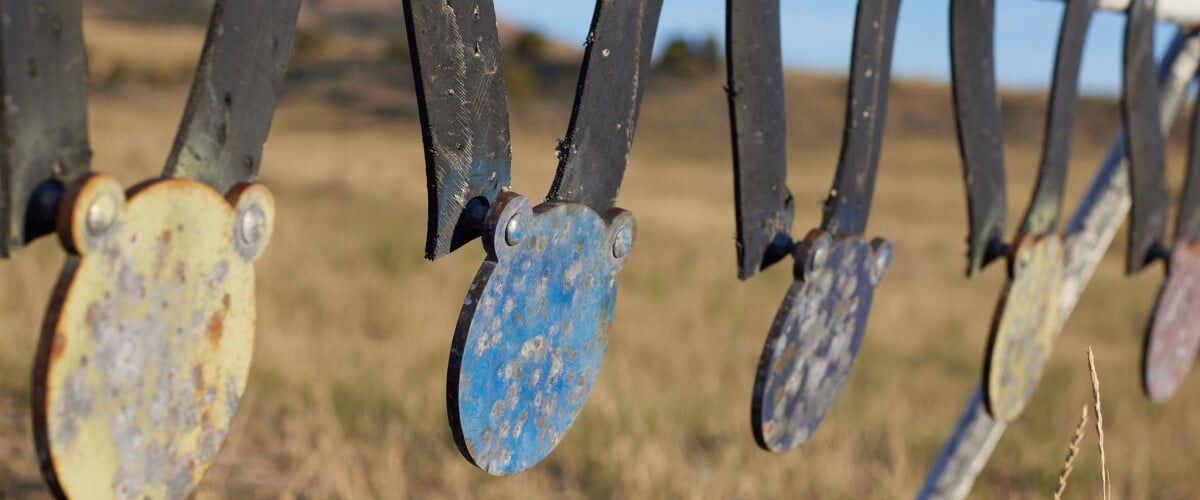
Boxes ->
[1139,24,1200,403]
[404,0,663,475]
[726,0,901,452]
[0,1,300,497]
[949,0,1097,422]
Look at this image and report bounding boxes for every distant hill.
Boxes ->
[92,0,408,34]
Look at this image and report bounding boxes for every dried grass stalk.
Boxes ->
[1054,405,1089,500]
[1087,346,1110,500]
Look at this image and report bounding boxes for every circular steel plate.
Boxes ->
[1143,239,1200,402]
[751,232,890,452]
[983,234,1063,422]
[34,175,274,499]
[449,193,632,475]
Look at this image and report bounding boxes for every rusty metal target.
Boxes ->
[404,0,663,474]
[0,0,299,496]
[1144,240,1200,402]
[982,235,1063,421]
[33,175,274,498]
[1140,57,1200,403]
[751,232,890,452]
[727,0,901,451]
[949,0,1096,422]
[448,193,633,474]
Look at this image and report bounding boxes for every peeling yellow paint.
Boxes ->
[33,174,274,500]
[985,234,1063,422]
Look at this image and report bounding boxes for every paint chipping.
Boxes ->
[752,234,887,452]
[451,198,630,475]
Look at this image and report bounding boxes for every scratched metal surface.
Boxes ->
[726,0,794,280]
[949,0,1007,276]
[820,0,901,237]
[403,0,513,260]
[1018,0,1096,236]
[32,175,274,499]
[917,32,1200,500]
[546,0,664,211]
[163,0,301,192]
[1121,0,1169,274]
[0,0,91,255]
[751,232,891,452]
[449,192,632,475]
[1143,240,1200,402]
[983,235,1063,422]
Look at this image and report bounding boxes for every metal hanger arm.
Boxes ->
[1122,0,1169,273]
[545,0,665,211]
[726,0,794,279]
[1018,0,1098,236]
[164,0,301,192]
[950,0,1007,275]
[404,0,513,260]
[821,0,902,238]
[0,0,90,255]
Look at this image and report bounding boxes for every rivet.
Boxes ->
[612,226,633,258]
[237,203,266,247]
[811,244,829,269]
[85,193,118,236]
[504,214,523,246]
[871,247,890,283]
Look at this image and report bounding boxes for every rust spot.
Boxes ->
[50,333,67,363]
[206,313,224,347]
[773,341,798,375]
[160,229,173,244]
[194,364,205,392]
[84,303,98,328]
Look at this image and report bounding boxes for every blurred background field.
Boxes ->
[0,1,1195,498]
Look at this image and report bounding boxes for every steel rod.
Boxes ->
[1091,0,1200,26]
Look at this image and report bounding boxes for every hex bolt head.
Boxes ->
[85,193,118,236]
[237,203,266,247]
[504,214,524,246]
[612,226,633,259]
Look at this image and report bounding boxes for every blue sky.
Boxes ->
[494,1,1179,95]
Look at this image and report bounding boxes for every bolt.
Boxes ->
[612,226,633,259]
[85,193,118,236]
[811,243,829,269]
[504,214,523,246]
[871,247,890,284]
[237,204,266,247]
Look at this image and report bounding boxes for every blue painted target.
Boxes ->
[448,192,634,475]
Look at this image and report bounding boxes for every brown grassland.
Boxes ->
[0,12,1196,499]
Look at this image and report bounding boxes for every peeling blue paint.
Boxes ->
[449,193,632,475]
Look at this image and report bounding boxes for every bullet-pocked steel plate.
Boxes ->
[752,231,891,452]
[1144,239,1200,402]
[449,192,633,475]
[984,235,1063,422]
[33,175,274,499]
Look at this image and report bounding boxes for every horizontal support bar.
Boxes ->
[1096,0,1200,26]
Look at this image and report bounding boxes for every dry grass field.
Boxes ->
[0,13,1196,499]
